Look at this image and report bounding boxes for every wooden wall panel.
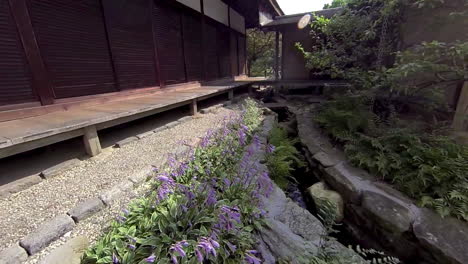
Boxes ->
[102,0,158,90]
[204,20,219,80]
[28,0,116,99]
[182,12,203,82]
[230,31,239,76]
[218,24,231,77]
[238,34,246,75]
[153,1,186,85]
[0,0,36,106]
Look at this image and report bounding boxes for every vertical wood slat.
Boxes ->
[275,30,279,80]
[150,0,163,87]
[152,1,186,85]
[200,0,206,81]
[101,0,158,90]
[7,0,54,105]
[99,0,120,91]
[27,0,117,99]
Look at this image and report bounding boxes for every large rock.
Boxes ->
[258,219,319,263]
[0,244,28,264]
[307,182,344,223]
[323,162,373,205]
[313,151,343,168]
[40,236,89,264]
[276,199,325,243]
[362,190,414,234]
[20,215,75,255]
[413,209,468,264]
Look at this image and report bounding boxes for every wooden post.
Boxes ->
[453,81,468,131]
[275,30,280,80]
[228,89,234,102]
[83,126,102,157]
[8,0,54,105]
[190,99,198,116]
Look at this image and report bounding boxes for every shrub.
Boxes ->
[315,99,468,221]
[266,126,305,189]
[82,99,272,264]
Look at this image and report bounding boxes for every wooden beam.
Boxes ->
[83,125,102,157]
[228,89,234,102]
[100,0,121,91]
[190,99,198,115]
[150,0,164,88]
[200,0,207,81]
[453,81,468,131]
[180,14,188,83]
[8,0,54,105]
[275,30,280,80]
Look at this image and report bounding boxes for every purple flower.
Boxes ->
[170,240,189,259]
[267,144,276,153]
[145,254,156,263]
[127,244,136,250]
[245,250,261,264]
[122,209,130,215]
[195,248,204,263]
[116,215,126,224]
[197,237,218,257]
[225,241,237,253]
[112,253,119,264]
[205,187,217,206]
[238,130,247,145]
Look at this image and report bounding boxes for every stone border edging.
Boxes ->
[294,109,468,264]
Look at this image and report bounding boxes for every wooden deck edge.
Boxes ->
[0,84,246,159]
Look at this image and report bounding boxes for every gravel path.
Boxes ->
[0,105,240,261]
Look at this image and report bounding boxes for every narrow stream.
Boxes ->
[268,105,398,262]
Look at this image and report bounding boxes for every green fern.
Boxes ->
[266,126,305,189]
[315,98,468,221]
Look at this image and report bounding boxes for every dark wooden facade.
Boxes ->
[0,0,252,115]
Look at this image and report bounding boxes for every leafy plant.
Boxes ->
[315,98,468,221]
[266,126,305,189]
[82,99,270,264]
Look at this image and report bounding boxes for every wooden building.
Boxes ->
[0,0,282,121]
[0,0,282,159]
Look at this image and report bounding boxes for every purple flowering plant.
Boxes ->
[83,99,273,264]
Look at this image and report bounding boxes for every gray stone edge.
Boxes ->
[294,111,468,264]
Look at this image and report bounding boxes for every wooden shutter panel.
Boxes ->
[238,34,246,75]
[230,31,239,76]
[153,1,186,85]
[0,0,36,106]
[182,12,203,82]
[102,0,158,90]
[204,20,219,81]
[217,24,231,78]
[28,0,116,99]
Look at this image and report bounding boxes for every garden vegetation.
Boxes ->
[297,0,468,220]
[82,99,274,264]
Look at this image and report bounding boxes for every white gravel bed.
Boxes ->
[0,106,239,254]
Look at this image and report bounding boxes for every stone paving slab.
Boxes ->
[39,236,89,264]
[115,137,138,148]
[0,244,28,264]
[67,198,105,223]
[40,159,81,179]
[20,215,75,255]
[0,175,42,198]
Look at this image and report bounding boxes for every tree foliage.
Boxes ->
[247,29,276,77]
[299,0,468,220]
[323,0,350,9]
